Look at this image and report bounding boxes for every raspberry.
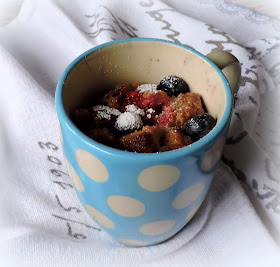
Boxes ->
[139,94,155,109]
[126,91,141,105]
[122,91,142,111]
[158,110,176,126]
[138,91,169,111]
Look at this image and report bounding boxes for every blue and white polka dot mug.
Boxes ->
[55,38,240,246]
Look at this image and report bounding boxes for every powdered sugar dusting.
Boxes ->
[161,76,179,89]
[147,108,155,114]
[115,112,143,131]
[96,111,111,120]
[126,104,145,116]
[92,105,121,120]
[115,105,144,131]
[136,84,158,93]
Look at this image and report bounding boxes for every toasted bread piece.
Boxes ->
[158,93,204,129]
[86,128,116,147]
[119,126,165,153]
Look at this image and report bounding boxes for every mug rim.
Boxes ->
[55,37,232,161]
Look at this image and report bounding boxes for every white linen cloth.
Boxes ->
[0,0,280,266]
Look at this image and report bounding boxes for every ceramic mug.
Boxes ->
[55,38,241,247]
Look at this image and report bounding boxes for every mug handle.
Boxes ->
[206,50,241,94]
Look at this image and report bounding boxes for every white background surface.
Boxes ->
[0,0,280,266]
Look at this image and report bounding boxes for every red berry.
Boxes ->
[121,91,142,111]
[138,95,155,109]
[158,106,176,126]
[127,91,141,105]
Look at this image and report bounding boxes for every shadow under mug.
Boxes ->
[55,38,241,247]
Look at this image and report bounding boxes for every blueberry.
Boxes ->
[185,113,216,141]
[157,75,189,97]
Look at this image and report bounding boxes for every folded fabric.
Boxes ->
[0,0,279,266]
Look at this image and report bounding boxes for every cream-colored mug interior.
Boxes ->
[63,41,226,124]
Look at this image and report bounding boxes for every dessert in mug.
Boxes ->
[72,76,216,153]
